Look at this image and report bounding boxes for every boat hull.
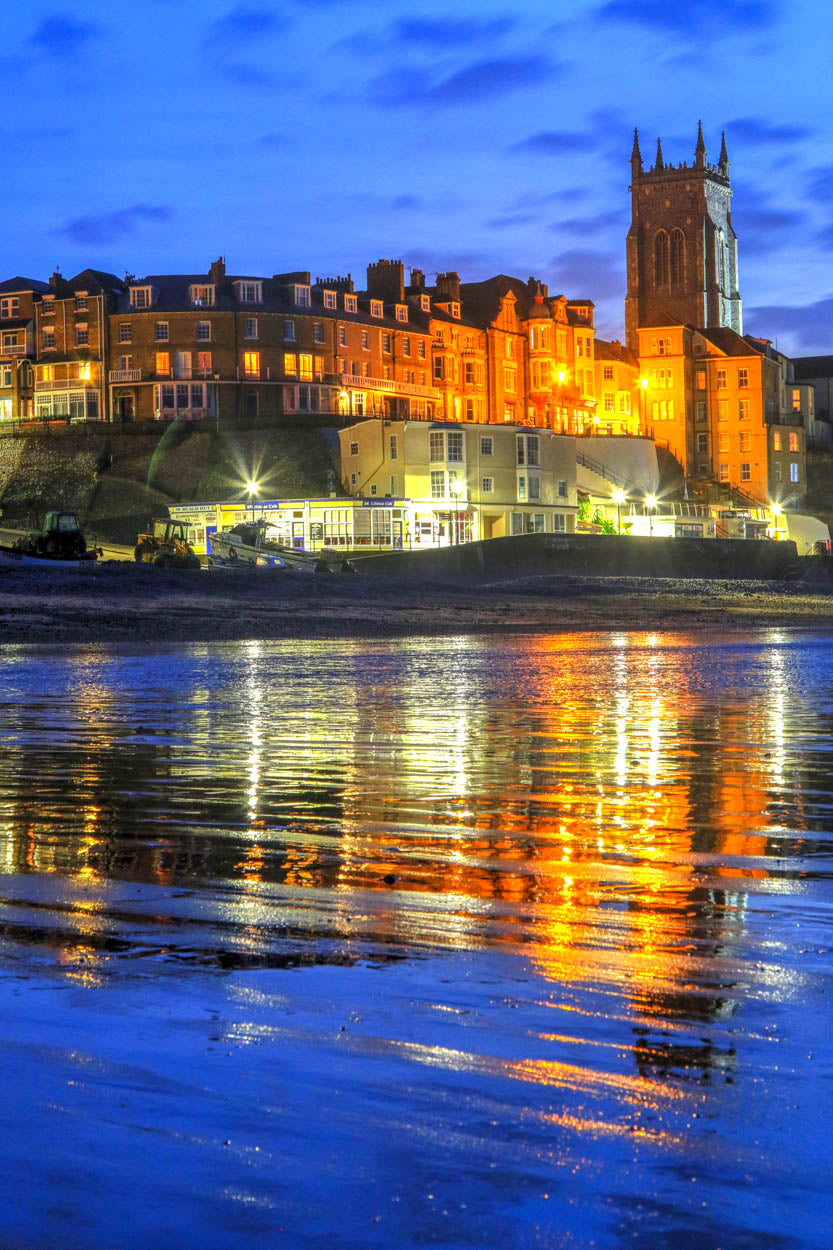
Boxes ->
[0,546,100,569]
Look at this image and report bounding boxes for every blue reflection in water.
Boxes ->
[0,631,832,1249]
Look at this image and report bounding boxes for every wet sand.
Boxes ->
[2,560,833,643]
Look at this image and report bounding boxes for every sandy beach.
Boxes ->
[2,560,833,644]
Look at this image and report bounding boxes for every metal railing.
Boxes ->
[575,448,628,489]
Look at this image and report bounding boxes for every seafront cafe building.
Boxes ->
[168,490,579,557]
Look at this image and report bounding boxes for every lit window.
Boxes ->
[189,285,214,307]
[740,462,751,481]
[696,369,706,389]
[790,462,800,482]
[156,352,170,375]
[396,306,407,322]
[41,365,53,382]
[130,286,152,308]
[324,290,337,310]
[773,431,782,450]
[719,463,729,481]
[370,301,383,318]
[283,353,297,376]
[345,295,357,313]
[299,354,313,381]
[78,363,91,381]
[244,351,260,377]
[789,432,799,452]
[293,285,310,306]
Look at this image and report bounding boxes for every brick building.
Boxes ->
[0,276,48,422]
[33,268,124,422]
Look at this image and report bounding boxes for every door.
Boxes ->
[175,351,192,380]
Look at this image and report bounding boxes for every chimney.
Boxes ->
[409,268,425,290]
[366,259,405,302]
[209,256,226,285]
[50,268,62,289]
[435,271,460,302]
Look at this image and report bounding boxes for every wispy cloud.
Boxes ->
[509,130,590,156]
[29,13,100,55]
[549,249,623,300]
[60,204,173,246]
[726,117,812,146]
[371,55,554,108]
[595,0,777,36]
[392,15,516,47]
[745,298,833,356]
[205,4,288,44]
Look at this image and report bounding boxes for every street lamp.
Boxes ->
[246,478,260,523]
[612,488,626,534]
[639,377,648,433]
[645,493,657,538]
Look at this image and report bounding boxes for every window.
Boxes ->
[0,297,19,318]
[792,388,802,412]
[697,432,708,453]
[389,476,398,495]
[738,399,749,421]
[368,484,377,497]
[434,357,445,380]
[293,285,310,306]
[324,290,337,310]
[789,432,799,452]
[40,365,53,382]
[284,320,296,342]
[197,351,212,372]
[396,306,407,322]
[42,298,54,317]
[429,431,444,462]
[75,294,87,312]
[670,229,685,287]
[75,325,88,346]
[402,338,411,358]
[196,321,211,341]
[389,435,397,460]
[349,441,359,456]
[337,326,347,348]
[774,462,782,482]
[314,322,324,344]
[475,436,492,458]
[298,354,314,381]
[131,286,152,308]
[739,431,751,451]
[155,322,169,342]
[696,369,706,389]
[447,431,463,461]
[740,462,751,482]
[42,328,55,349]
[604,394,614,412]
[244,351,260,377]
[718,399,729,421]
[345,295,357,313]
[370,300,383,318]
[244,317,258,339]
[118,323,131,343]
[716,368,727,388]
[237,281,263,304]
[528,475,540,500]
[156,352,170,375]
[618,394,630,414]
[719,463,729,482]
[418,341,426,359]
[718,432,729,452]
[382,333,391,353]
[430,470,445,498]
[602,365,614,380]
[284,353,297,376]
[654,231,669,287]
[420,295,430,312]
[738,368,748,388]
[773,430,782,450]
[361,330,370,350]
[527,436,539,466]
[451,302,460,319]
[696,401,707,422]
[78,363,91,381]
[503,366,516,392]
[790,462,800,482]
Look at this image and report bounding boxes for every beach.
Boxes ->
[2,560,833,644]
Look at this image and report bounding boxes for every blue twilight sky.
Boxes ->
[1,0,831,354]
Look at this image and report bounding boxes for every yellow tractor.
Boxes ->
[134,519,200,569]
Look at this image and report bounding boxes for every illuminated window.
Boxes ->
[299,354,313,381]
[156,352,170,375]
[155,322,169,341]
[773,431,782,450]
[78,363,91,381]
[345,295,357,313]
[196,321,211,341]
[197,351,212,372]
[283,353,296,376]
[41,365,53,382]
[131,286,152,308]
[789,432,799,452]
[244,352,260,377]
[790,462,800,482]
[696,369,706,389]
[740,462,751,481]
[323,290,336,309]
[396,305,407,322]
[719,463,729,481]
[738,368,748,388]
[118,323,131,342]
[792,388,802,412]
[739,431,751,451]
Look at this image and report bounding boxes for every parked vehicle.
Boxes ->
[0,510,102,568]
[210,519,353,572]
[134,519,201,569]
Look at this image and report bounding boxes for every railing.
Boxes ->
[575,448,628,489]
[109,369,142,382]
[0,343,28,356]
[33,377,96,390]
[341,373,442,400]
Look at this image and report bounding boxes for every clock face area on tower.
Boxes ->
[625,125,742,349]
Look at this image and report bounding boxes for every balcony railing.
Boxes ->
[341,372,441,400]
[0,343,27,356]
[34,377,97,391]
[109,369,142,383]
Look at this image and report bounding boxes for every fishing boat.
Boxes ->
[209,520,352,572]
[0,510,102,569]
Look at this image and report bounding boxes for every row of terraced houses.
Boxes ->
[0,128,829,511]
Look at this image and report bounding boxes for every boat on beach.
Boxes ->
[209,519,353,573]
[0,510,102,569]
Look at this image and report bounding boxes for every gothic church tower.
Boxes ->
[625,123,741,349]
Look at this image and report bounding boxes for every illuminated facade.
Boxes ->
[32,268,122,422]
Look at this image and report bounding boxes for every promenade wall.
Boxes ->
[352,533,798,584]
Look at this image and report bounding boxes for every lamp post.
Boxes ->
[450,477,466,546]
[612,488,626,534]
[246,478,260,524]
[639,377,648,434]
[645,493,657,538]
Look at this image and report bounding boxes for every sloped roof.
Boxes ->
[698,326,762,357]
[0,276,50,294]
[792,355,833,378]
[595,337,639,368]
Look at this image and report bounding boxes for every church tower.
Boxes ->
[625,123,741,349]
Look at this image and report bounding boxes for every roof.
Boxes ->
[594,337,639,368]
[0,276,50,294]
[792,355,833,379]
[459,275,589,329]
[697,327,762,357]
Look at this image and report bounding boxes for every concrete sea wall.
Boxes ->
[352,532,799,584]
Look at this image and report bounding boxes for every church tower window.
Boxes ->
[654,231,669,288]
[670,229,685,288]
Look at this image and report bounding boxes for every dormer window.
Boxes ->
[345,294,357,313]
[395,305,407,323]
[189,284,215,307]
[420,294,430,312]
[130,286,153,309]
[451,302,460,319]
[293,285,310,307]
[235,280,262,304]
[323,290,336,310]
[370,300,383,318]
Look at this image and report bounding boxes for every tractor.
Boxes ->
[27,510,88,558]
[134,519,200,569]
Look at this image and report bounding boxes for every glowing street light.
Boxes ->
[645,493,657,538]
[450,477,466,546]
[612,487,626,534]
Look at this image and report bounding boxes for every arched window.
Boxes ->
[716,229,725,289]
[670,229,685,288]
[654,231,669,288]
